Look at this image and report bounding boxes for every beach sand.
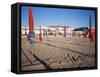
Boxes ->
[21,35,95,71]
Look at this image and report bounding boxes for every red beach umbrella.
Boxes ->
[29,7,34,32]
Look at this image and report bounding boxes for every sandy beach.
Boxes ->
[21,35,95,71]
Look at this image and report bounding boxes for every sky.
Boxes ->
[21,6,95,28]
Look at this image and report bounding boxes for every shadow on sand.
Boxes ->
[37,42,94,58]
[28,50,52,70]
[32,53,52,70]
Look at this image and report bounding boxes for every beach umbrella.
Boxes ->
[25,27,27,35]
[29,7,34,32]
[89,15,91,39]
[39,26,42,41]
[27,7,35,45]
[64,26,67,37]
[89,15,94,42]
